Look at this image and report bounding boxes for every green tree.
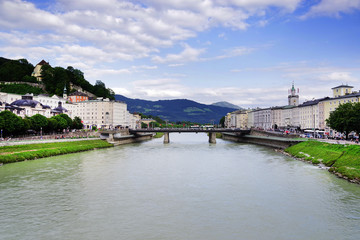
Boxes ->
[72,116,83,129]
[0,58,34,82]
[0,110,25,136]
[51,115,67,131]
[47,118,58,132]
[58,113,73,128]
[326,102,358,139]
[29,114,48,131]
[219,116,225,127]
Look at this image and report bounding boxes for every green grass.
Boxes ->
[285,141,360,181]
[153,132,164,138]
[0,140,113,164]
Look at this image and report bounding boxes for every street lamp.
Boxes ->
[1,129,2,140]
[40,127,42,139]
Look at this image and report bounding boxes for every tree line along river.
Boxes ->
[1,133,360,240]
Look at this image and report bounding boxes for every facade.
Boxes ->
[31,60,49,81]
[73,98,137,129]
[8,94,52,118]
[227,110,249,129]
[68,91,89,103]
[332,85,353,98]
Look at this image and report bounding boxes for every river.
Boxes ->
[1,133,360,240]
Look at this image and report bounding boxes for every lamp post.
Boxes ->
[40,127,43,139]
[1,129,2,140]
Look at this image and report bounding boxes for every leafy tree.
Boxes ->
[47,118,58,132]
[326,102,359,139]
[219,116,225,127]
[58,113,73,128]
[23,118,32,132]
[0,58,34,82]
[72,116,83,129]
[0,110,25,136]
[29,114,48,131]
[51,115,68,131]
[0,83,44,95]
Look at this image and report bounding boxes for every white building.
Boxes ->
[73,98,138,129]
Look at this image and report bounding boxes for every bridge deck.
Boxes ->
[129,128,250,133]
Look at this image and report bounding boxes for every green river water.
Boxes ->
[1,133,360,240]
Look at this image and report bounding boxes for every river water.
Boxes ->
[1,133,360,240]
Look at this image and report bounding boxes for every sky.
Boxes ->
[0,0,360,108]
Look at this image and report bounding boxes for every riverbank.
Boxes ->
[284,140,360,184]
[0,139,113,165]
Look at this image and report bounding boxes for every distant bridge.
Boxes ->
[129,128,250,143]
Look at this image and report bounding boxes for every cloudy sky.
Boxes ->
[1,0,360,108]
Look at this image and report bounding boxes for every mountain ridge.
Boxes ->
[115,95,236,124]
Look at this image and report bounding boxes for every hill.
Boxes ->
[211,101,242,109]
[0,57,114,99]
[115,95,237,124]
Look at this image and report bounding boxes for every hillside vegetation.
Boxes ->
[115,94,237,124]
[0,57,114,99]
[285,141,360,183]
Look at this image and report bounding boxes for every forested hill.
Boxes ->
[0,57,114,99]
[115,95,237,124]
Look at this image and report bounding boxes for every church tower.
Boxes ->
[288,82,299,106]
[63,85,68,100]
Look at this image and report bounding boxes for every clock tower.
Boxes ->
[288,82,299,106]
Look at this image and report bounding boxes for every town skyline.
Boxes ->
[1,0,359,108]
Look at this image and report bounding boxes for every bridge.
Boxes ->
[129,128,250,143]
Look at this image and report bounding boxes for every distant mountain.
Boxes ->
[211,101,242,109]
[115,95,237,124]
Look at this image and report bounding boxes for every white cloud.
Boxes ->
[152,44,206,64]
[302,0,360,18]
[318,72,358,82]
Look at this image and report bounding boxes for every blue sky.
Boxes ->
[1,0,360,108]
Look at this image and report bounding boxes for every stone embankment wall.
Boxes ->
[222,132,303,149]
[250,129,300,139]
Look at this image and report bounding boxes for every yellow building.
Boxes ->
[31,60,49,81]
[322,85,360,133]
[332,85,353,98]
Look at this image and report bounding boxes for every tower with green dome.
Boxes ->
[288,82,299,106]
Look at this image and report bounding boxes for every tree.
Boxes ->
[29,114,48,131]
[47,118,58,132]
[51,115,67,131]
[219,116,225,128]
[0,110,25,136]
[72,116,83,129]
[326,102,359,139]
[58,113,73,128]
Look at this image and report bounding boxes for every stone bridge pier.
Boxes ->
[163,132,170,144]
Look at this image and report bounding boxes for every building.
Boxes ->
[288,82,299,106]
[332,85,353,98]
[226,110,249,129]
[68,91,89,103]
[73,98,136,129]
[8,94,52,118]
[31,60,49,81]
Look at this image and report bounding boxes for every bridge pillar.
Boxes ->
[163,132,170,144]
[108,133,114,142]
[209,132,216,144]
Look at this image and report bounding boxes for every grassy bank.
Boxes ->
[0,140,113,164]
[153,132,164,138]
[285,141,360,183]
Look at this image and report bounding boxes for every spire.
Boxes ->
[63,85,68,99]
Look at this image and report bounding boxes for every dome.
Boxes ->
[10,99,48,109]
